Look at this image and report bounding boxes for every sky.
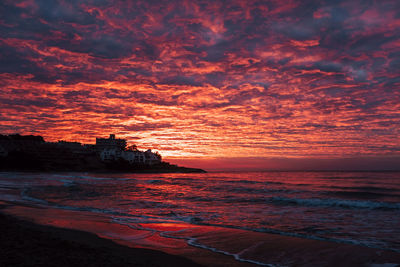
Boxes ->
[1,0,399,170]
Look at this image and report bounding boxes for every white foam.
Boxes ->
[162,231,279,266]
[20,189,48,205]
[112,218,279,267]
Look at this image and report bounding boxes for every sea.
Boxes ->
[0,171,399,259]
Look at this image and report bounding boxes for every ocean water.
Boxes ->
[0,171,399,254]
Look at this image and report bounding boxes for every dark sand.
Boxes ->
[0,212,202,267]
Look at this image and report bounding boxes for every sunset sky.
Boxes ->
[1,0,399,170]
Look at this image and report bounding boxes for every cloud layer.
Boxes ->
[1,0,399,162]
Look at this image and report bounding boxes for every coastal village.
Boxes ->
[0,133,161,165]
[0,133,204,173]
[95,134,161,165]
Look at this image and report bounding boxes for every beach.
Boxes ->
[0,210,202,267]
[0,171,399,266]
[1,202,400,267]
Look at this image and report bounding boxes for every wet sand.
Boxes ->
[0,212,202,267]
[1,203,400,267]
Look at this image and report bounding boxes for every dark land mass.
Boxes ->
[0,134,206,173]
[103,159,206,173]
[0,151,206,173]
[0,211,203,267]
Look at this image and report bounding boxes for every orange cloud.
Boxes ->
[1,0,399,170]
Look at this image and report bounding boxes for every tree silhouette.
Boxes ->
[126,144,138,151]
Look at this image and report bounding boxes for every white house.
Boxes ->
[95,134,162,165]
[100,148,122,161]
[122,150,146,164]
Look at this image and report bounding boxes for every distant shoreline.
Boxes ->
[206,169,400,173]
[0,163,207,174]
[0,133,206,173]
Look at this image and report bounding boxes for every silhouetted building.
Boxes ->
[57,141,82,149]
[0,134,45,154]
[96,134,126,151]
[0,133,162,167]
[122,150,146,164]
[144,149,162,165]
[100,147,122,161]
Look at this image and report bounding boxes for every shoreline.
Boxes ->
[2,202,400,267]
[0,210,203,267]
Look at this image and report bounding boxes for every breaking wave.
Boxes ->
[270,196,400,210]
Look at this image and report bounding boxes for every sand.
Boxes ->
[0,212,202,267]
[1,203,400,267]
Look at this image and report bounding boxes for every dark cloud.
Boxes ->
[122,122,172,132]
[0,46,39,74]
[0,96,61,108]
[0,0,399,160]
[40,1,94,25]
[160,75,203,86]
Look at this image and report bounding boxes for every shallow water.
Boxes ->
[0,171,399,254]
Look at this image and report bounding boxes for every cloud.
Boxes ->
[0,0,399,162]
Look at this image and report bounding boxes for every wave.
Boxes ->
[60,179,77,187]
[113,215,400,254]
[325,190,400,199]
[16,187,400,255]
[328,185,397,192]
[112,217,276,266]
[322,175,372,179]
[270,196,400,210]
[235,179,262,184]
[21,189,49,205]
[226,187,302,194]
[216,179,263,186]
[144,179,168,184]
[181,194,393,208]
[50,174,133,182]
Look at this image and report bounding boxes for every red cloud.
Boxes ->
[0,0,399,169]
